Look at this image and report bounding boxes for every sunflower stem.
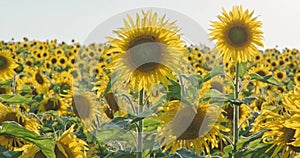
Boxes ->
[232,62,240,157]
[137,89,144,158]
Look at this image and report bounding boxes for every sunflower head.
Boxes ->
[157,100,229,154]
[108,10,186,93]
[0,103,40,150]
[210,6,263,63]
[0,50,17,82]
[18,125,88,158]
[71,92,109,131]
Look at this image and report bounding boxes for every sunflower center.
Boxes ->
[45,98,61,111]
[277,73,283,79]
[0,55,8,70]
[72,95,91,119]
[297,76,300,82]
[35,73,44,85]
[177,107,205,140]
[283,127,300,152]
[256,70,266,77]
[224,105,243,120]
[212,81,224,92]
[34,151,47,158]
[127,35,162,71]
[227,26,248,46]
[3,112,25,126]
[0,87,6,94]
[54,143,73,158]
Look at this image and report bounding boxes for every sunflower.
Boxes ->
[27,67,51,94]
[107,10,186,93]
[92,72,109,98]
[254,52,263,64]
[54,48,65,56]
[39,91,69,116]
[58,55,68,69]
[274,70,287,82]
[257,111,300,158]
[18,125,88,158]
[71,92,107,131]
[211,76,226,93]
[294,72,300,85]
[50,56,59,65]
[223,103,252,131]
[24,57,35,67]
[52,71,73,93]
[253,86,300,157]
[0,103,40,150]
[0,86,12,95]
[156,100,229,155]
[0,50,17,82]
[247,64,271,92]
[209,6,263,63]
[68,68,82,84]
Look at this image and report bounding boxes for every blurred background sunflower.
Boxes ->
[0,50,17,82]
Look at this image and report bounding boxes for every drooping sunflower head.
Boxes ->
[156,100,229,154]
[209,6,263,63]
[0,50,18,82]
[108,10,186,93]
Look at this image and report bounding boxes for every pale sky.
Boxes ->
[1,0,300,50]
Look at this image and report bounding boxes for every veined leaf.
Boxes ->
[0,94,31,104]
[250,73,281,86]
[238,62,248,77]
[203,65,225,82]
[0,122,55,158]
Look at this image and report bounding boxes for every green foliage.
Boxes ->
[0,146,22,158]
[250,73,281,86]
[0,122,55,158]
[0,94,31,104]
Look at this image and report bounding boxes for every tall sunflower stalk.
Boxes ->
[137,89,144,158]
[210,6,263,157]
[108,10,186,158]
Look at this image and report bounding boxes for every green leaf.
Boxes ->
[0,94,32,104]
[166,80,181,101]
[223,145,233,158]
[170,148,201,158]
[242,97,257,105]
[203,65,225,82]
[249,73,264,80]
[0,146,22,158]
[113,151,136,158]
[238,62,248,77]
[265,77,281,86]
[0,122,55,158]
[143,117,161,132]
[20,85,32,94]
[203,89,229,106]
[104,70,121,94]
[0,80,12,87]
[250,73,281,86]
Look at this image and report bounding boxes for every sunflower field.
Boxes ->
[0,7,300,158]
